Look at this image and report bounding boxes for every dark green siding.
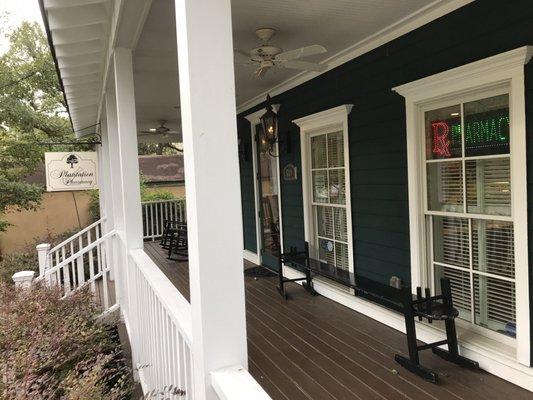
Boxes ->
[237,0,533,362]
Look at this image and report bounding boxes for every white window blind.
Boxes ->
[425,93,516,338]
[311,130,350,270]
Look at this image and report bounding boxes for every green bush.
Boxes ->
[141,190,176,202]
[0,250,37,285]
[0,229,76,284]
[0,283,133,399]
[88,189,101,222]
[88,174,180,222]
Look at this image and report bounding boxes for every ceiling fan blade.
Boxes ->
[276,44,326,61]
[254,67,269,79]
[280,60,327,72]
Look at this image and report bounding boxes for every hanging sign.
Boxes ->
[45,152,98,192]
[283,163,298,181]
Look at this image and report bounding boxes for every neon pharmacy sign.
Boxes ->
[432,114,509,157]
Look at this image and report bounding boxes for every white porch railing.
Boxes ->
[40,228,117,313]
[34,208,270,399]
[42,217,107,275]
[124,248,194,398]
[142,199,186,240]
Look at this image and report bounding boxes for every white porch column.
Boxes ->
[99,111,116,282]
[174,1,247,399]
[113,47,143,249]
[98,119,114,226]
[109,48,143,374]
[105,91,124,235]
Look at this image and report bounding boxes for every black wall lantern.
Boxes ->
[260,94,279,156]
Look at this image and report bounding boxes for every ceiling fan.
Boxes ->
[140,120,179,137]
[235,28,328,79]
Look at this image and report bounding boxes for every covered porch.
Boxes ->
[144,241,531,400]
[37,0,533,398]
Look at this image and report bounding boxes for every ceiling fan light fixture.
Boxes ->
[255,27,276,42]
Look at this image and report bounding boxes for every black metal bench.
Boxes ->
[276,241,480,383]
[276,243,403,311]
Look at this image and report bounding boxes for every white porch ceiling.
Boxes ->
[231,0,435,107]
[41,0,115,136]
[41,0,471,138]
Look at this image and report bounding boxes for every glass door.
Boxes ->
[255,124,281,270]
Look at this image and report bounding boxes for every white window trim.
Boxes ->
[293,105,355,272]
[245,105,282,265]
[393,46,533,366]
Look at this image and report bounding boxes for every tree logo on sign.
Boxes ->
[66,154,79,169]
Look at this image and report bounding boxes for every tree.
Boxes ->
[138,142,183,155]
[0,21,71,233]
[0,132,43,232]
[0,21,70,138]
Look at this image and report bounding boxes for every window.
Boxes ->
[394,46,531,364]
[425,92,515,335]
[293,105,354,272]
[310,130,349,268]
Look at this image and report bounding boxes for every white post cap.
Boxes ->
[12,271,36,288]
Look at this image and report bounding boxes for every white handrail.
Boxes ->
[141,199,185,205]
[45,230,116,276]
[49,217,107,253]
[125,248,194,397]
[42,228,116,312]
[129,248,192,344]
[211,366,272,400]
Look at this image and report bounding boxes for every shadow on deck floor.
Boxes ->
[144,241,531,400]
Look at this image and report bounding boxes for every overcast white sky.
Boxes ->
[0,0,44,54]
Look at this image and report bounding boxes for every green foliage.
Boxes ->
[88,189,101,222]
[0,22,73,232]
[0,133,43,232]
[0,22,69,137]
[0,250,37,285]
[141,190,176,202]
[0,283,133,399]
[0,229,76,284]
[88,175,179,222]
[139,173,177,202]
[138,142,183,156]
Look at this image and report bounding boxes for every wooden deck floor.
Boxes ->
[144,241,531,400]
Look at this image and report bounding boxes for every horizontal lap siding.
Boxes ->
[237,0,533,340]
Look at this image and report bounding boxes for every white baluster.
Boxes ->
[77,236,85,286]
